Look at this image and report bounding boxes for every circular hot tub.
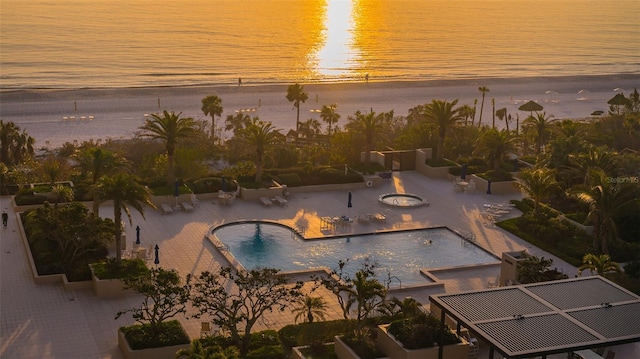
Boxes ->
[378,193,428,207]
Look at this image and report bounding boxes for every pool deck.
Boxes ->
[2,171,638,358]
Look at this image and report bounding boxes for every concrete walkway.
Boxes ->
[1,171,637,358]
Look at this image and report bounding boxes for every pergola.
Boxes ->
[430,276,640,359]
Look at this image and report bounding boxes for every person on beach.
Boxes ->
[2,210,8,228]
[238,77,242,86]
[365,73,369,83]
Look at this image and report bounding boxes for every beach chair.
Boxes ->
[181,202,194,212]
[160,203,173,214]
[274,196,288,206]
[259,197,273,207]
[190,193,200,207]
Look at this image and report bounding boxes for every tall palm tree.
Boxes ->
[320,104,340,136]
[286,83,308,141]
[201,95,223,140]
[92,173,155,261]
[477,86,490,127]
[568,170,639,254]
[475,128,518,171]
[422,99,463,161]
[239,119,282,184]
[292,295,328,324]
[578,253,621,277]
[491,98,496,128]
[523,112,557,154]
[138,110,197,186]
[345,110,387,165]
[516,167,558,214]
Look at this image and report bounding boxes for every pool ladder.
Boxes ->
[387,274,402,289]
[393,198,399,206]
[216,241,230,251]
[294,225,306,237]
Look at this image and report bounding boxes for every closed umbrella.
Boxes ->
[460,164,467,181]
[347,191,353,218]
[221,176,227,192]
[486,180,492,195]
[154,244,160,266]
[135,225,140,245]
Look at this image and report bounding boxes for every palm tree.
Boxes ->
[477,86,490,127]
[298,118,322,139]
[225,112,252,135]
[138,110,197,186]
[496,108,508,131]
[345,110,387,165]
[286,83,308,141]
[239,119,282,184]
[458,105,475,126]
[74,147,128,213]
[516,167,558,214]
[567,145,618,185]
[422,99,463,161]
[475,128,518,171]
[577,253,621,277]
[491,98,496,128]
[292,295,328,324]
[92,173,155,261]
[568,170,639,254]
[41,156,68,186]
[0,120,35,167]
[201,95,223,140]
[51,183,74,207]
[320,104,340,136]
[523,112,557,154]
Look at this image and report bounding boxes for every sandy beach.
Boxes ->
[1,74,638,149]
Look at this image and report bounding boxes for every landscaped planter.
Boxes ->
[118,326,190,359]
[292,343,335,359]
[376,325,468,359]
[89,264,132,298]
[470,174,520,195]
[334,336,389,359]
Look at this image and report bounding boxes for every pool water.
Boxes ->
[212,223,498,286]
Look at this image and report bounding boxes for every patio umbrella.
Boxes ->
[460,164,467,181]
[518,100,543,117]
[347,191,352,217]
[173,180,180,207]
[154,244,160,266]
[135,225,140,245]
[607,93,630,115]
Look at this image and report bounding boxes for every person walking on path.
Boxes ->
[2,210,8,228]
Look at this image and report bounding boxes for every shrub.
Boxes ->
[387,314,458,349]
[120,320,189,350]
[246,345,283,359]
[276,173,301,186]
[91,258,148,280]
[477,169,514,182]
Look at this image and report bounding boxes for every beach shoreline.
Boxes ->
[2,73,638,149]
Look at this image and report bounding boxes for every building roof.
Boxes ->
[430,276,640,358]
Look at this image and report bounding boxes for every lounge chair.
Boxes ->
[160,203,173,214]
[274,195,288,206]
[259,197,273,207]
[190,193,200,207]
[372,213,386,222]
[181,202,194,212]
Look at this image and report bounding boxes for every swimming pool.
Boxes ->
[211,222,498,286]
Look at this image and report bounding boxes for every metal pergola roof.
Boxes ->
[429,276,640,359]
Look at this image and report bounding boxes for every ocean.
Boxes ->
[1,0,638,89]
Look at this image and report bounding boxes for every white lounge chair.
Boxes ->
[160,203,173,214]
[274,196,288,206]
[259,197,273,206]
[181,202,194,212]
[190,193,200,207]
